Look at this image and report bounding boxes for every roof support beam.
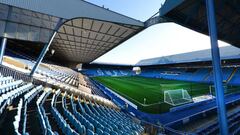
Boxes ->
[0,37,7,65]
[144,12,169,28]
[0,6,11,65]
[205,0,228,134]
[30,18,63,76]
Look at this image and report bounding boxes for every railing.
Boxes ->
[0,64,32,82]
[0,64,53,87]
[164,126,192,135]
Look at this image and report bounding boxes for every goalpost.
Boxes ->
[164,89,193,106]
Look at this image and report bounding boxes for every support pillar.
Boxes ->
[205,0,228,134]
[0,37,7,65]
[30,18,63,76]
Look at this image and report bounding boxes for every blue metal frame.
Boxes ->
[30,18,63,76]
[205,0,228,134]
[0,37,7,65]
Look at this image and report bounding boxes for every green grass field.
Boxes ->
[93,76,211,114]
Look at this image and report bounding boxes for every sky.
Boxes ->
[87,0,230,65]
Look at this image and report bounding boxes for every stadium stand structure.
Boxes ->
[0,66,145,135]
[83,65,240,86]
[136,46,240,66]
[81,63,134,77]
[1,0,240,134]
[80,46,240,134]
[0,0,154,134]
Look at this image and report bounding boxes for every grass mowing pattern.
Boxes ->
[93,76,211,114]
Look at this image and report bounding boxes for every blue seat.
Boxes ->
[103,132,110,135]
[87,121,94,131]
[76,123,86,134]
[87,129,95,135]
[117,131,123,135]
[110,131,118,135]
[104,128,111,133]
[66,125,72,135]
[72,131,78,135]
[62,123,67,134]
[96,128,103,135]
[111,124,118,131]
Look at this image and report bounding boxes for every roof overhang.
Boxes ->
[0,0,143,26]
[159,0,240,48]
[0,0,145,64]
[51,18,143,63]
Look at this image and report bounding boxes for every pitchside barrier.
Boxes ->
[170,98,213,112]
[209,85,228,95]
[209,85,240,95]
[91,78,240,135]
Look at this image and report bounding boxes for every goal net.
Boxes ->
[164,89,193,106]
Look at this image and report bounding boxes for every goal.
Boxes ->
[164,89,193,106]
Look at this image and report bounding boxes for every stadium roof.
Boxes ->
[159,0,240,48]
[0,0,145,64]
[137,46,240,66]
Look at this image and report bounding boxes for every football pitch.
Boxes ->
[93,76,211,114]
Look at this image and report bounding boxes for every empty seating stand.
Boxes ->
[50,90,79,135]
[34,63,80,88]
[0,75,43,135]
[47,90,144,135]
[195,108,240,135]
[37,90,59,135]
[72,94,143,135]
[0,73,145,135]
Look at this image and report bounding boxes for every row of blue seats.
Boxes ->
[0,76,13,85]
[195,107,240,134]
[47,91,144,135]
[0,82,33,116]
[21,85,43,135]
[34,88,144,135]
[0,76,9,114]
[84,67,240,86]
[140,67,240,86]
[88,101,143,134]
[0,80,23,94]
[50,90,78,135]
[0,77,41,135]
[82,69,133,77]
[70,96,102,135]
[24,85,43,104]
[13,99,23,135]
[37,91,58,135]
[51,107,78,135]
[233,127,240,135]
[72,101,96,134]
[72,95,144,135]
[35,65,79,87]
[228,112,240,134]
[0,98,7,114]
[62,94,87,134]
[87,79,109,99]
